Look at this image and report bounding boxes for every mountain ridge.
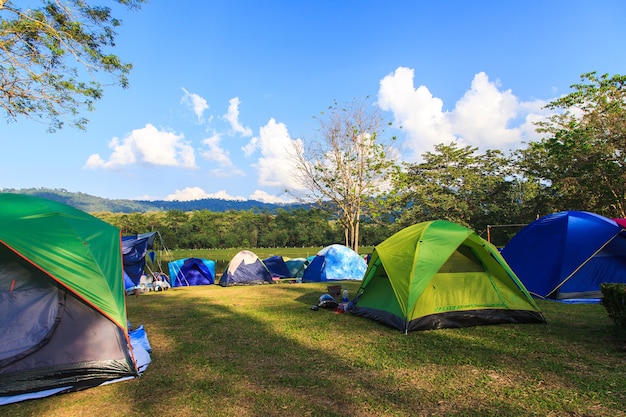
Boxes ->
[1,188,301,213]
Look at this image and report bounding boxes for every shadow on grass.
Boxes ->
[5,283,626,417]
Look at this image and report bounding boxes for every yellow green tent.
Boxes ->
[350,220,545,333]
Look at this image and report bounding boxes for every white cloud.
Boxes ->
[84,124,196,169]
[378,67,455,161]
[181,88,209,124]
[242,136,258,157]
[224,97,253,136]
[200,134,234,167]
[253,118,304,191]
[450,72,521,147]
[249,190,296,204]
[165,186,246,201]
[377,67,551,161]
[209,167,246,177]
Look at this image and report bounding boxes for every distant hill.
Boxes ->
[1,188,304,213]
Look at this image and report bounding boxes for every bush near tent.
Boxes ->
[219,250,273,287]
[349,220,545,333]
[501,211,626,303]
[0,194,150,405]
[168,258,215,287]
[302,244,367,282]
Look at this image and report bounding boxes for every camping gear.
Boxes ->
[318,294,338,309]
[219,250,273,286]
[263,255,292,279]
[168,257,215,287]
[302,244,367,282]
[0,194,149,404]
[350,220,545,333]
[122,231,170,289]
[501,211,626,302]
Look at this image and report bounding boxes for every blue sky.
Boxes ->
[2,1,625,203]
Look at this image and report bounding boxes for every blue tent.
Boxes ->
[285,257,309,279]
[501,211,626,302]
[122,232,157,286]
[219,250,273,286]
[168,258,215,287]
[302,244,367,282]
[124,270,136,290]
[263,256,292,279]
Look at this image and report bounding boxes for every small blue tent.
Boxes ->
[219,250,273,286]
[168,258,215,287]
[501,211,626,302]
[263,256,292,279]
[285,257,309,279]
[302,244,367,282]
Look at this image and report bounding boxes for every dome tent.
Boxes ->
[501,211,626,302]
[168,257,215,287]
[0,194,148,404]
[302,244,367,282]
[219,250,273,286]
[350,220,545,333]
[263,255,292,279]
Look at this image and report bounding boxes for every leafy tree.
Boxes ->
[394,142,524,234]
[291,98,396,252]
[518,72,626,217]
[0,0,145,131]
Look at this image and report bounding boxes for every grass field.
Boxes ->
[5,280,625,417]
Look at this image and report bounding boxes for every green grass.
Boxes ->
[5,281,625,417]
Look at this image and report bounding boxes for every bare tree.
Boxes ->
[291,98,396,252]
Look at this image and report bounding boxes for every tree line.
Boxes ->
[95,208,394,250]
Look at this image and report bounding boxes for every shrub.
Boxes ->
[600,283,626,328]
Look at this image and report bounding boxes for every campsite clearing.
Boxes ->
[4,281,625,417]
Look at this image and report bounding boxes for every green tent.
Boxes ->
[350,220,545,333]
[0,194,138,402]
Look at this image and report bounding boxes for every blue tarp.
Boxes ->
[302,244,367,282]
[122,232,157,286]
[501,211,626,302]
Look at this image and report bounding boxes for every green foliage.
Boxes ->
[601,283,626,328]
[0,0,145,131]
[393,142,533,234]
[518,71,626,218]
[96,208,391,250]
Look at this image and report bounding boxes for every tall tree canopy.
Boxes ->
[393,142,530,234]
[291,98,396,252]
[518,72,626,217]
[0,0,145,131]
